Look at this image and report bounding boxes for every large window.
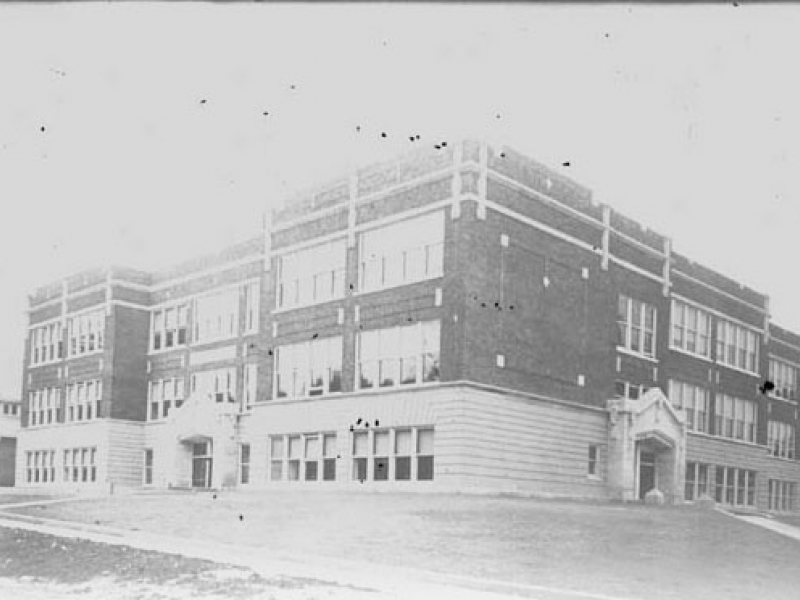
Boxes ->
[668,380,711,433]
[243,281,260,334]
[63,446,97,483]
[151,304,188,351]
[194,289,239,344]
[769,358,798,402]
[26,450,56,484]
[768,480,796,512]
[269,432,337,482]
[714,466,756,508]
[351,427,434,482]
[191,368,236,404]
[714,394,757,443]
[65,380,102,422]
[30,322,63,366]
[617,296,656,359]
[148,378,185,421]
[67,310,105,358]
[684,462,711,501]
[670,300,711,359]
[275,336,343,399]
[715,319,759,373]
[28,387,60,427]
[357,320,441,390]
[359,211,444,293]
[276,239,346,310]
[767,420,795,459]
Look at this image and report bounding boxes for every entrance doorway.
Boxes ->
[191,441,213,488]
[639,450,656,499]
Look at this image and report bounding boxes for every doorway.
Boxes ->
[191,441,213,488]
[638,450,656,499]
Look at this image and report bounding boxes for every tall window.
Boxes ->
[276,239,346,310]
[359,211,444,293]
[668,380,711,433]
[63,446,97,483]
[617,296,656,359]
[191,368,236,404]
[30,322,63,365]
[715,319,759,373]
[243,281,260,333]
[357,320,441,390]
[26,450,56,484]
[769,480,796,512]
[685,462,710,501]
[714,394,757,443]
[715,466,756,508]
[67,310,105,357]
[275,336,343,399]
[670,300,711,359]
[148,378,185,421]
[151,304,188,351]
[65,380,102,423]
[143,449,154,485]
[242,363,258,407]
[239,444,251,484]
[769,359,798,402]
[28,388,61,427]
[767,420,795,459]
[194,289,239,343]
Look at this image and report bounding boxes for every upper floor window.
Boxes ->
[714,393,756,443]
[28,388,60,427]
[65,380,102,423]
[243,281,260,334]
[191,367,236,404]
[276,239,346,310]
[670,300,711,359]
[194,289,239,344]
[359,211,444,293]
[357,320,441,390]
[67,311,105,358]
[768,420,795,459]
[242,363,258,407]
[30,322,63,366]
[614,380,646,401]
[668,380,711,434]
[617,296,656,359]
[769,358,797,402]
[715,320,759,373]
[148,377,185,421]
[151,304,188,352]
[275,336,343,399]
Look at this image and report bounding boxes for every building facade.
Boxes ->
[0,397,21,486]
[16,140,800,512]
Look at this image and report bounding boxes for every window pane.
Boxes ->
[417,429,434,454]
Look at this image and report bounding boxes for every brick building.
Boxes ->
[0,397,20,486]
[16,140,800,512]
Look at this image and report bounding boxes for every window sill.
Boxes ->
[273,296,346,316]
[147,345,188,357]
[65,350,104,362]
[189,336,238,350]
[28,359,64,369]
[714,361,761,379]
[353,274,444,298]
[616,347,658,364]
[668,345,713,363]
[767,393,798,405]
[688,430,765,449]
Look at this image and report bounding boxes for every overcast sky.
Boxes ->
[1,4,799,397]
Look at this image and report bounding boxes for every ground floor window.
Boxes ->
[352,426,434,482]
[269,432,337,482]
[768,479,796,512]
[684,462,711,501]
[26,450,56,484]
[714,466,756,508]
[143,449,153,485]
[239,444,250,484]
[63,446,98,483]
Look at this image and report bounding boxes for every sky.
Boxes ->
[1,3,800,397]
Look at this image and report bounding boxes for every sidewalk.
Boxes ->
[734,514,800,542]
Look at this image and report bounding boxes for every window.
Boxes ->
[287,435,301,480]
[417,428,434,480]
[350,427,434,481]
[715,319,759,373]
[714,466,756,508]
[242,363,258,407]
[359,211,444,293]
[357,321,440,390]
[275,336,342,399]
[62,446,97,484]
[243,282,260,333]
[143,449,153,485]
[767,420,795,459]
[684,462,710,501]
[769,358,797,402]
[714,394,756,443]
[614,380,646,401]
[671,300,711,359]
[26,450,56,485]
[270,436,284,481]
[194,289,239,343]
[148,378,185,421]
[617,296,656,359]
[352,431,368,482]
[65,380,102,423]
[191,368,235,404]
[323,433,337,481]
[668,380,711,433]
[67,311,105,357]
[28,388,61,427]
[394,429,412,481]
[30,321,63,365]
[769,479,796,512]
[239,444,251,484]
[276,239,346,309]
[373,431,390,481]
[588,445,599,477]
[151,304,188,351]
